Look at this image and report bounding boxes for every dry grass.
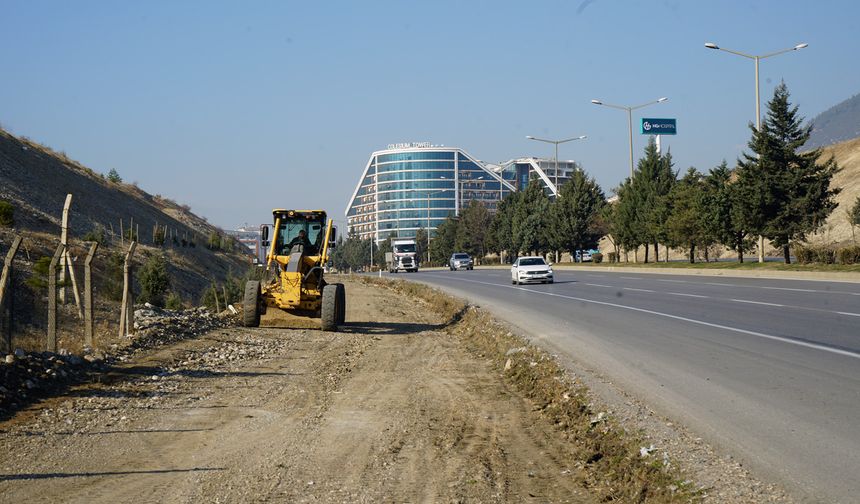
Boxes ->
[359,275,701,503]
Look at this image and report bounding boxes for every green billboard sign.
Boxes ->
[641,118,677,135]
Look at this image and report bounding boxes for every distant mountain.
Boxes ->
[805,93,860,150]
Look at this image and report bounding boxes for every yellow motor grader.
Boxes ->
[243,209,345,331]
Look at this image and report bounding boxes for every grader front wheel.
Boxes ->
[321,284,339,331]
[243,280,261,327]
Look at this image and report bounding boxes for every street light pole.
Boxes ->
[590,98,668,178]
[705,41,808,262]
[525,135,586,196]
[705,42,807,132]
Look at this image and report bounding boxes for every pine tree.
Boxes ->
[512,180,551,255]
[414,228,428,263]
[456,200,492,259]
[849,196,860,244]
[612,178,643,261]
[627,140,676,262]
[107,168,122,183]
[430,216,458,265]
[736,83,840,263]
[489,192,520,261]
[702,161,753,262]
[549,169,606,260]
[666,168,706,263]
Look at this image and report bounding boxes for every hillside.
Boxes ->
[813,135,860,245]
[805,92,860,150]
[0,127,251,305]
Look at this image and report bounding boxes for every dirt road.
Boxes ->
[0,279,596,503]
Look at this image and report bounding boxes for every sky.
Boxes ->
[2,1,859,230]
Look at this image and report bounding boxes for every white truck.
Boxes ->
[386,238,419,273]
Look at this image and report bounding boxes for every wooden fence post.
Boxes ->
[118,241,137,338]
[84,242,98,348]
[47,243,64,352]
[1,236,23,353]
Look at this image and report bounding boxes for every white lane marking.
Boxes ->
[668,292,709,299]
[657,279,688,283]
[587,274,606,278]
[439,276,860,360]
[585,283,613,288]
[624,287,656,293]
[760,286,817,293]
[687,280,859,296]
[837,311,860,317]
[730,299,784,307]
[620,276,642,280]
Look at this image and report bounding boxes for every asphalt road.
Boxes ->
[397,267,860,504]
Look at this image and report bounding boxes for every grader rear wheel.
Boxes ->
[243,281,261,327]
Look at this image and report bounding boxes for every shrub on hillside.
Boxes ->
[107,168,122,183]
[104,252,125,301]
[165,292,183,310]
[138,254,171,307]
[0,200,14,227]
[153,226,166,246]
[836,246,860,265]
[82,224,106,243]
[25,256,53,290]
[207,231,223,251]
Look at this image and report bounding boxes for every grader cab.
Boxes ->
[243,209,345,331]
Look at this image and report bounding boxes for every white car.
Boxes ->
[511,256,554,285]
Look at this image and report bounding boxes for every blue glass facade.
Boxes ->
[346,146,515,242]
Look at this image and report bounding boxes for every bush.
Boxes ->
[207,231,223,251]
[138,254,171,307]
[836,246,860,265]
[104,252,125,301]
[813,247,835,264]
[107,168,122,183]
[165,292,183,310]
[794,246,814,264]
[795,245,835,264]
[592,252,603,264]
[153,226,166,246]
[82,224,106,243]
[606,251,617,263]
[25,256,53,290]
[0,200,14,227]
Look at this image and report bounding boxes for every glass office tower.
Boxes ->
[345,144,516,242]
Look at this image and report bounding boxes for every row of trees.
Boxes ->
[609,83,840,264]
[332,83,847,268]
